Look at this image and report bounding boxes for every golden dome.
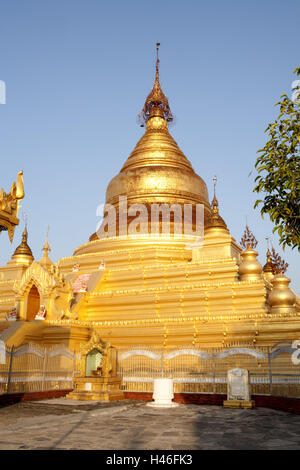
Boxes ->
[106,108,210,209]
[268,273,296,313]
[11,225,34,265]
[239,247,262,281]
[91,45,211,240]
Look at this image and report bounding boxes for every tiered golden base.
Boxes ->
[223,400,255,409]
[66,376,124,401]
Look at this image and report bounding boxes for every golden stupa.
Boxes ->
[0,45,299,350]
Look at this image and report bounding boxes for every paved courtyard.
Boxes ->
[0,398,300,450]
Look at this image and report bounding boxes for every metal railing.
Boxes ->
[0,342,76,394]
[1,340,300,398]
[117,342,300,397]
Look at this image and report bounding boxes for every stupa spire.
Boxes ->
[39,225,53,269]
[212,175,218,208]
[11,217,34,262]
[205,176,228,232]
[42,225,51,256]
[263,248,274,275]
[138,43,173,126]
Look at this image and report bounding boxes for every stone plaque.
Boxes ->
[227,368,250,401]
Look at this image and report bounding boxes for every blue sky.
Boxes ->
[0,0,299,294]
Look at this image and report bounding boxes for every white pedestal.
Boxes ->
[147,378,179,408]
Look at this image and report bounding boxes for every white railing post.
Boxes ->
[268,347,272,395]
[115,349,119,376]
[6,345,15,394]
[42,347,47,391]
[72,350,76,377]
[212,352,216,394]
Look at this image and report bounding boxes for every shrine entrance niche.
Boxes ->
[86,348,102,376]
[67,330,124,401]
[26,284,40,321]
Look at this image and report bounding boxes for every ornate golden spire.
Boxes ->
[205,176,228,232]
[138,43,173,126]
[42,228,51,256]
[11,219,34,265]
[39,226,53,269]
[263,248,274,274]
[262,248,275,282]
[212,175,218,206]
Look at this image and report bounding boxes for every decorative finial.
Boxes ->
[138,43,173,126]
[269,246,288,274]
[213,175,217,193]
[39,225,53,269]
[16,170,24,200]
[263,244,274,275]
[22,212,28,228]
[205,176,228,232]
[156,42,160,81]
[212,176,218,207]
[42,225,51,254]
[240,225,258,250]
[21,212,28,241]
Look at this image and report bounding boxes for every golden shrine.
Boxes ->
[66,330,123,400]
[0,45,299,357]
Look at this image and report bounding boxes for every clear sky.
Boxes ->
[0,0,299,294]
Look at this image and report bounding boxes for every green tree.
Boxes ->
[254,68,300,250]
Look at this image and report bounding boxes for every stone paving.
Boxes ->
[0,398,300,450]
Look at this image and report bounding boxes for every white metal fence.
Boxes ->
[117,342,300,397]
[1,340,300,398]
[0,342,76,394]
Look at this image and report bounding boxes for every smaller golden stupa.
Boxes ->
[10,224,34,267]
[262,249,274,282]
[205,177,229,234]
